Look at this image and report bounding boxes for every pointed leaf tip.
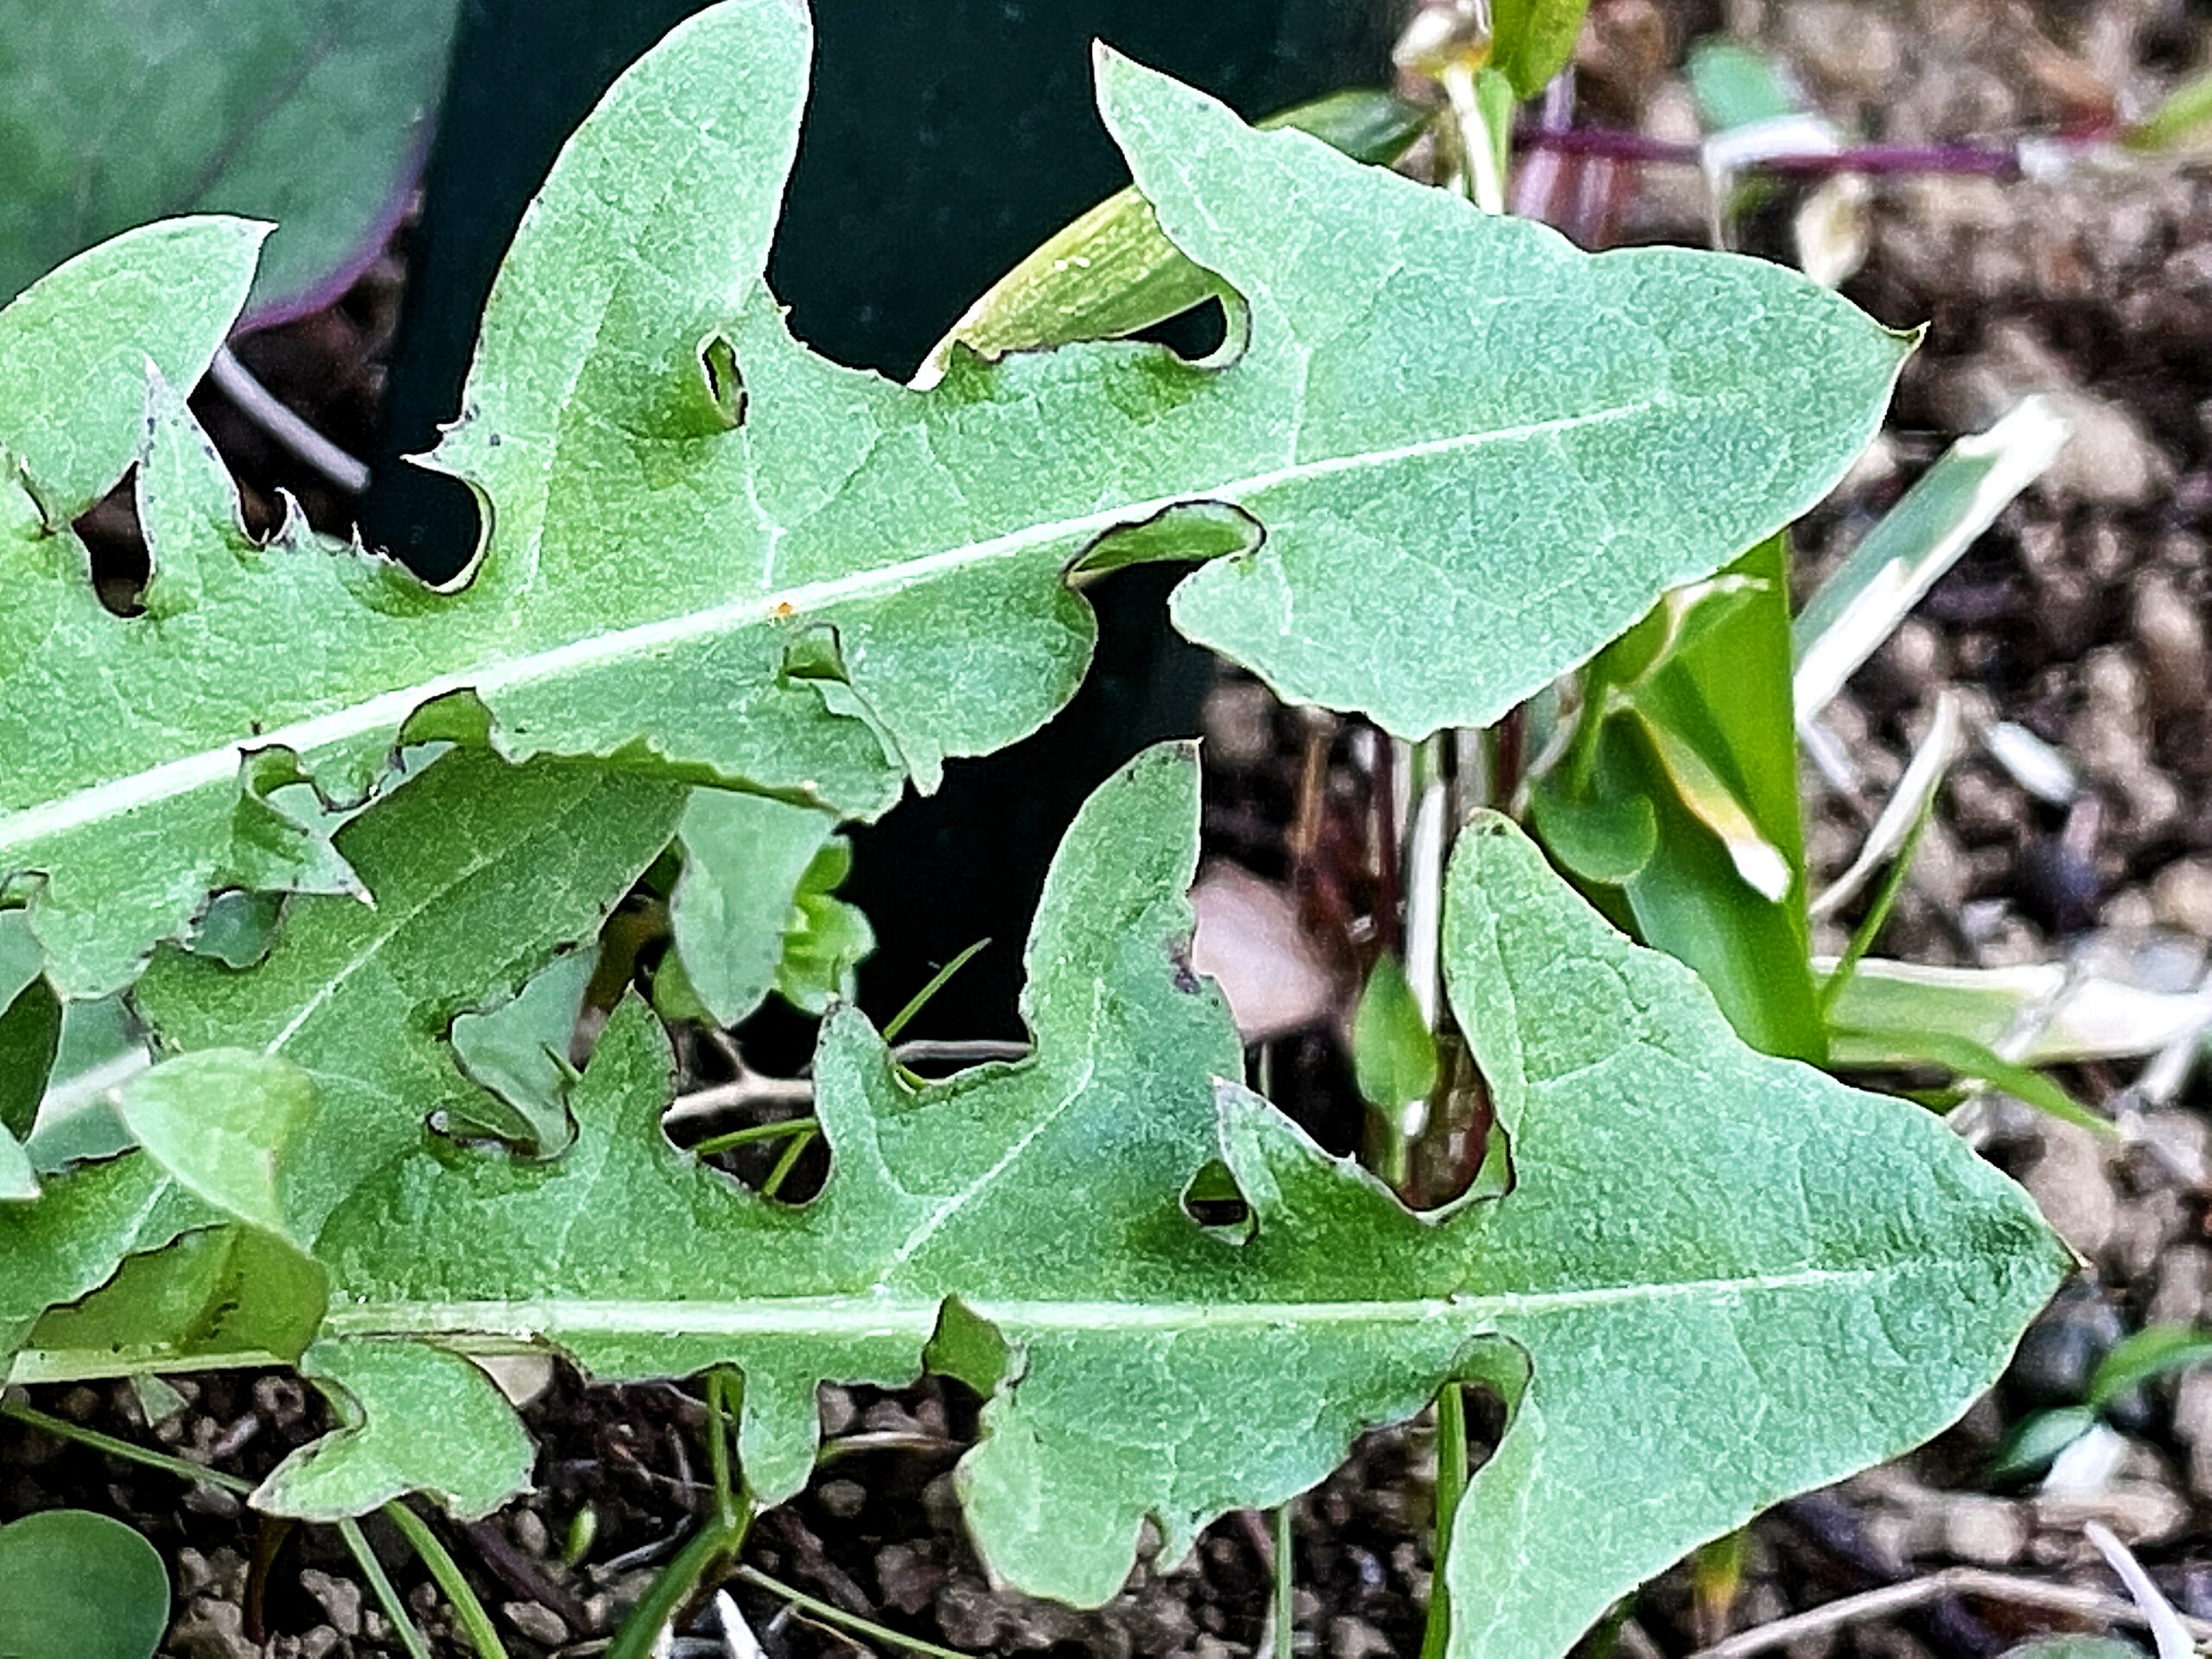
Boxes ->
[0,216,268,521]
[1433,811,2064,1654]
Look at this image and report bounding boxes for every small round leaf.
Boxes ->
[0,1510,169,1659]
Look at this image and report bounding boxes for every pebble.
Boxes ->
[859,1397,928,1436]
[510,1505,550,1559]
[55,1385,99,1422]
[1328,1615,1395,1659]
[1942,324,2171,508]
[475,1354,554,1408]
[2106,887,2159,931]
[1911,817,1974,912]
[1127,1587,1198,1651]
[176,1548,219,1597]
[1875,619,1947,691]
[1202,679,1278,770]
[168,1598,256,1659]
[300,1568,362,1638]
[2147,1243,2210,1329]
[817,1477,868,1518]
[876,1542,945,1615]
[1942,1494,2028,1567]
[1191,862,1335,1039]
[2010,1284,2125,1406]
[2152,858,2212,938]
[2133,573,2208,715]
[933,1580,1003,1650]
[2084,645,2148,718]
[251,1375,308,1428]
[2109,1185,2188,1284]
[502,1600,569,1646]
[1856,1624,1938,1659]
[296,1628,342,1659]
[2018,1128,2120,1262]
[181,1484,241,1520]
[2020,835,2103,935]
[1860,1506,1916,1569]
[1948,765,2029,842]
[2177,1373,2212,1502]
[922,1471,963,1531]
[2082,520,2132,582]
[2069,655,2180,838]
[2034,1480,2190,1546]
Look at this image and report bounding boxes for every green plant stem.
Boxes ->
[0,1398,255,1493]
[735,1564,976,1659]
[1421,1382,1469,1659]
[383,1501,510,1659]
[608,1504,753,1659]
[691,1115,817,1160]
[1272,1503,1295,1659]
[704,1367,741,1531]
[760,1128,815,1199]
[1400,732,1452,1204]
[1442,63,1509,213]
[881,937,990,1042]
[339,1516,436,1659]
[1816,800,1933,1023]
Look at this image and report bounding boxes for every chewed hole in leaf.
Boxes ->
[186,889,287,969]
[1131,292,1232,362]
[1129,285,1254,372]
[777,623,849,684]
[677,1102,830,1205]
[698,332,747,429]
[1071,498,1263,581]
[364,462,485,588]
[1402,1050,1512,1214]
[1180,1158,1255,1244]
[446,949,598,1160]
[1452,1367,1519,1473]
[72,484,150,617]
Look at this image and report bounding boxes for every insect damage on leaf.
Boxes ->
[0,6,2058,1655]
[1,0,1904,999]
[87,746,2062,1646]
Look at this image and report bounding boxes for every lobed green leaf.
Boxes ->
[2,0,1905,995]
[67,747,2063,1651]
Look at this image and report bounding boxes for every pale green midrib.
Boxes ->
[321,1257,1966,1341]
[0,397,1659,855]
[6,1346,285,1385]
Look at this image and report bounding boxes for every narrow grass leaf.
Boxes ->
[1794,398,2069,719]
[1823,957,2212,1071]
[1811,690,1963,920]
[2086,1325,2212,1409]
[917,88,1430,385]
